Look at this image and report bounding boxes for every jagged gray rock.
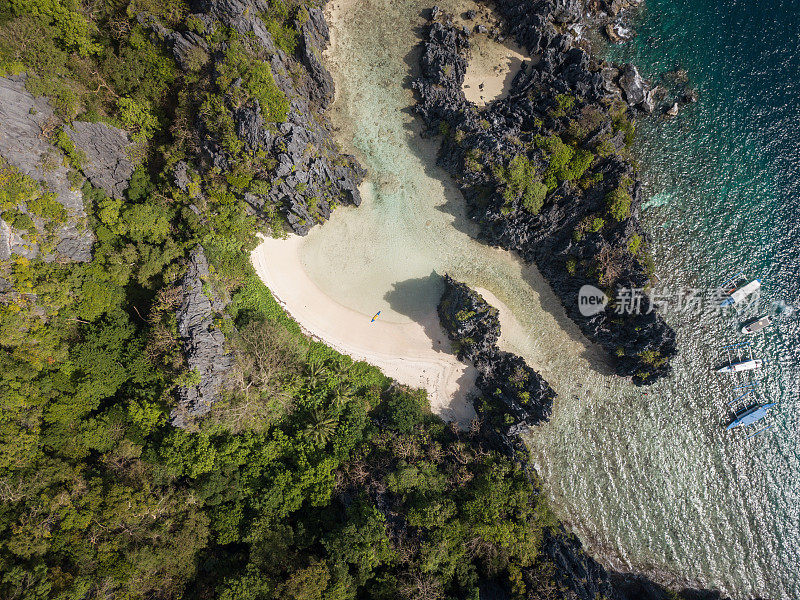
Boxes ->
[552,0,583,23]
[171,246,233,428]
[438,275,556,427]
[234,101,272,151]
[148,0,367,236]
[0,76,93,262]
[618,64,648,107]
[413,6,677,385]
[63,121,134,199]
[138,12,210,71]
[173,160,192,192]
[298,7,335,109]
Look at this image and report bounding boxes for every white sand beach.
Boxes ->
[249,0,607,425]
[251,234,479,425]
[462,37,527,106]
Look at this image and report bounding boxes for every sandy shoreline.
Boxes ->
[247,0,541,424]
[458,3,529,106]
[251,234,479,425]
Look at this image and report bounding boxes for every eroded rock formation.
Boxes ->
[63,121,135,199]
[171,246,233,428]
[142,0,365,235]
[414,3,677,384]
[438,275,556,428]
[0,76,94,262]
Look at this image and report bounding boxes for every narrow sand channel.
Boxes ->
[251,0,627,424]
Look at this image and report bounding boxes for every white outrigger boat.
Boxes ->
[741,315,772,334]
[718,273,761,308]
[717,358,763,374]
[717,341,764,374]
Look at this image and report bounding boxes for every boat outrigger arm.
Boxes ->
[726,402,776,430]
[745,424,773,439]
[717,342,764,374]
[720,279,761,307]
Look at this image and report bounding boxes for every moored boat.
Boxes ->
[741,315,771,334]
[717,358,763,374]
[726,402,776,430]
[720,279,761,307]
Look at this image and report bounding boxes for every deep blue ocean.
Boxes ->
[604,1,800,596]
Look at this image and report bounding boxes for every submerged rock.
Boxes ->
[665,102,679,117]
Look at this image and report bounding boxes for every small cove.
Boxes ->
[255,0,800,596]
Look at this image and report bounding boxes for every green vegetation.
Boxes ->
[534,134,594,191]
[628,233,642,254]
[260,0,300,56]
[215,39,289,125]
[493,154,548,214]
[638,349,667,368]
[565,256,577,275]
[53,128,86,169]
[555,93,575,112]
[548,93,577,119]
[572,214,605,242]
[7,0,101,57]
[0,2,572,599]
[464,147,483,173]
[610,101,636,148]
[606,183,633,221]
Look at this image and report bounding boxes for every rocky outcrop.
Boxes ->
[298,7,336,109]
[414,5,677,385]
[0,76,93,262]
[437,281,725,600]
[63,121,135,199]
[438,275,556,428]
[437,275,500,362]
[144,0,365,236]
[618,64,653,111]
[171,246,233,428]
[137,13,210,71]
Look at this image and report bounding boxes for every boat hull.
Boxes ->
[741,316,771,334]
[717,359,763,374]
[720,279,761,307]
[726,402,776,430]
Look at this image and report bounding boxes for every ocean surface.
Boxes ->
[589,1,800,595]
[301,0,800,597]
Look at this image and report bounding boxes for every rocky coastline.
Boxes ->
[436,276,728,600]
[143,0,366,237]
[438,275,555,433]
[412,0,678,385]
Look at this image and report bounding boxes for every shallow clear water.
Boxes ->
[304,0,618,390]
[301,0,800,597]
